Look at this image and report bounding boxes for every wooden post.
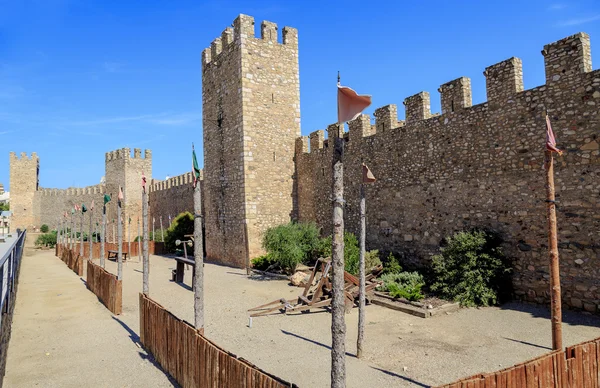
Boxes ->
[70,213,74,251]
[128,217,131,259]
[79,210,84,257]
[331,136,346,388]
[101,203,106,268]
[137,217,141,262]
[545,150,563,350]
[117,191,123,281]
[193,182,204,333]
[357,183,366,358]
[152,217,155,241]
[142,189,149,295]
[160,216,164,242]
[89,208,93,261]
[112,220,116,244]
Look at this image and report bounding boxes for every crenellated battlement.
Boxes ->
[105,147,151,162]
[149,171,202,193]
[10,151,39,161]
[37,184,105,196]
[202,14,298,68]
[298,32,598,156]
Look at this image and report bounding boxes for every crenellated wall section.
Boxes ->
[148,171,203,230]
[296,32,600,312]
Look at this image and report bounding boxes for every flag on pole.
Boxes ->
[337,83,372,123]
[81,204,87,213]
[118,186,124,204]
[142,171,147,193]
[71,208,75,215]
[362,163,376,183]
[90,200,95,211]
[546,114,563,155]
[192,144,201,188]
[74,204,80,212]
[104,194,111,205]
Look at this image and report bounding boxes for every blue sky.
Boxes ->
[1,0,599,191]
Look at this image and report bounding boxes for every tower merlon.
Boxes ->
[349,114,374,142]
[484,57,524,103]
[211,37,223,59]
[282,26,298,46]
[222,27,233,47]
[374,105,398,132]
[144,149,152,159]
[542,32,591,84]
[403,92,432,124]
[234,14,255,40]
[295,136,309,154]
[202,48,212,67]
[134,148,142,158]
[327,123,344,140]
[261,21,277,43]
[309,130,325,151]
[438,77,472,114]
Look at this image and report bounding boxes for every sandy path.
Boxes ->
[6,247,600,387]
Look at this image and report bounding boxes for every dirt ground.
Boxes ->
[7,248,600,387]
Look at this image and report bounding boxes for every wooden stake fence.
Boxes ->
[86,260,122,315]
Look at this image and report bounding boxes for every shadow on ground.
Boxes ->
[499,301,600,328]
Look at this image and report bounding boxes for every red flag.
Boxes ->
[118,186,124,201]
[142,171,147,193]
[337,84,372,123]
[546,115,563,155]
[90,200,95,211]
[362,163,376,183]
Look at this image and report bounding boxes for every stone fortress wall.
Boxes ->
[147,171,200,232]
[295,32,600,312]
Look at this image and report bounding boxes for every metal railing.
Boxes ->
[0,229,26,328]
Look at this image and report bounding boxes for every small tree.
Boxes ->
[262,222,322,273]
[40,224,49,233]
[164,212,194,253]
[430,230,510,307]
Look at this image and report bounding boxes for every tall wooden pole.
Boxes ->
[142,190,149,295]
[128,217,131,258]
[101,204,106,268]
[117,193,123,281]
[357,183,366,358]
[79,210,84,257]
[137,217,141,262]
[193,182,204,333]
[89,208,93,261]
[70,213,74,251]
[152,217,155,241]
[331,136,346,388]
[112,220,116,244]
[545,150,562,350]
[160,216,164,242]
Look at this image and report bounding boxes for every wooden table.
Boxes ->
[107,250,128,261]
[173,256,195,283]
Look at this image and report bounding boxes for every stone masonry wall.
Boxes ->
[295,33,600,313]
[202,14,300,267]
[9,152,39,230]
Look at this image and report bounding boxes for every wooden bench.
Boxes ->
[172,256,195,283]
[107,250,128,261]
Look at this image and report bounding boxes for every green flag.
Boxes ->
[104,194,111,205]
[82,204,87,213]
[192,144,201,188]
[71,208,75,215]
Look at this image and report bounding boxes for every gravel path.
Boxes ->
[6,248,600,387]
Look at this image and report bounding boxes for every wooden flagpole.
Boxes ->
[79,208,84,257]
[193,144,205,333]
[545,149,562,350]
[89,207,93,261]
[142,186,149,295]
[101,203,106,268]
[117,189,123,280]
[160,216,164,242]
[137,217,141,262]
[128,217,131,259]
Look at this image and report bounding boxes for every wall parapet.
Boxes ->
[105,147,151,162]
[149,171,203,193]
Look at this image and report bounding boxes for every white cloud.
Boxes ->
[548,4,566,11]
[557,14,600,26]
[62,111,201,127]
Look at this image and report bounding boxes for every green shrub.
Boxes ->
[35,231,57,248]
[365,250,382,272]
[251,254,276,271]
[382,252,402,274]
[430,230,510,307]
[318,232,361,275]
[40,224,49,233]
[134,231,162,242]
[164,212,194,253]
[378,272,425,301]
[262,222,322,273]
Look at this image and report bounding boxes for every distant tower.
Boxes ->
[9,152,39,230]
[202,14,300,267]
[104,148,152,239]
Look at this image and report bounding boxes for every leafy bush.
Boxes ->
[378,272,425,301]
[251,254,276,271]
[35,231,57,248]
[365,250,382,272]
[430,230,510,307]
[262,222,322,273]
[134,231,162,242]
[40,224,49,233]
[382,252,402,274]
[164,212,194,253]
[319,232,361,275]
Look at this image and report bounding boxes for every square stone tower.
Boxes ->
[202,14,300,268]
[104,148,152,239]
[9,152,39,230]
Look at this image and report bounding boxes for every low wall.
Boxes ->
[66,241,165,260]
[58,246,83,276]
[86,260,122,315]
[436,336,600,387]
[139,294,296,388]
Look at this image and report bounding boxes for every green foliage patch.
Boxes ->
[378,272,425,301]
[262,222,322,273]
[35,231,57,248]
